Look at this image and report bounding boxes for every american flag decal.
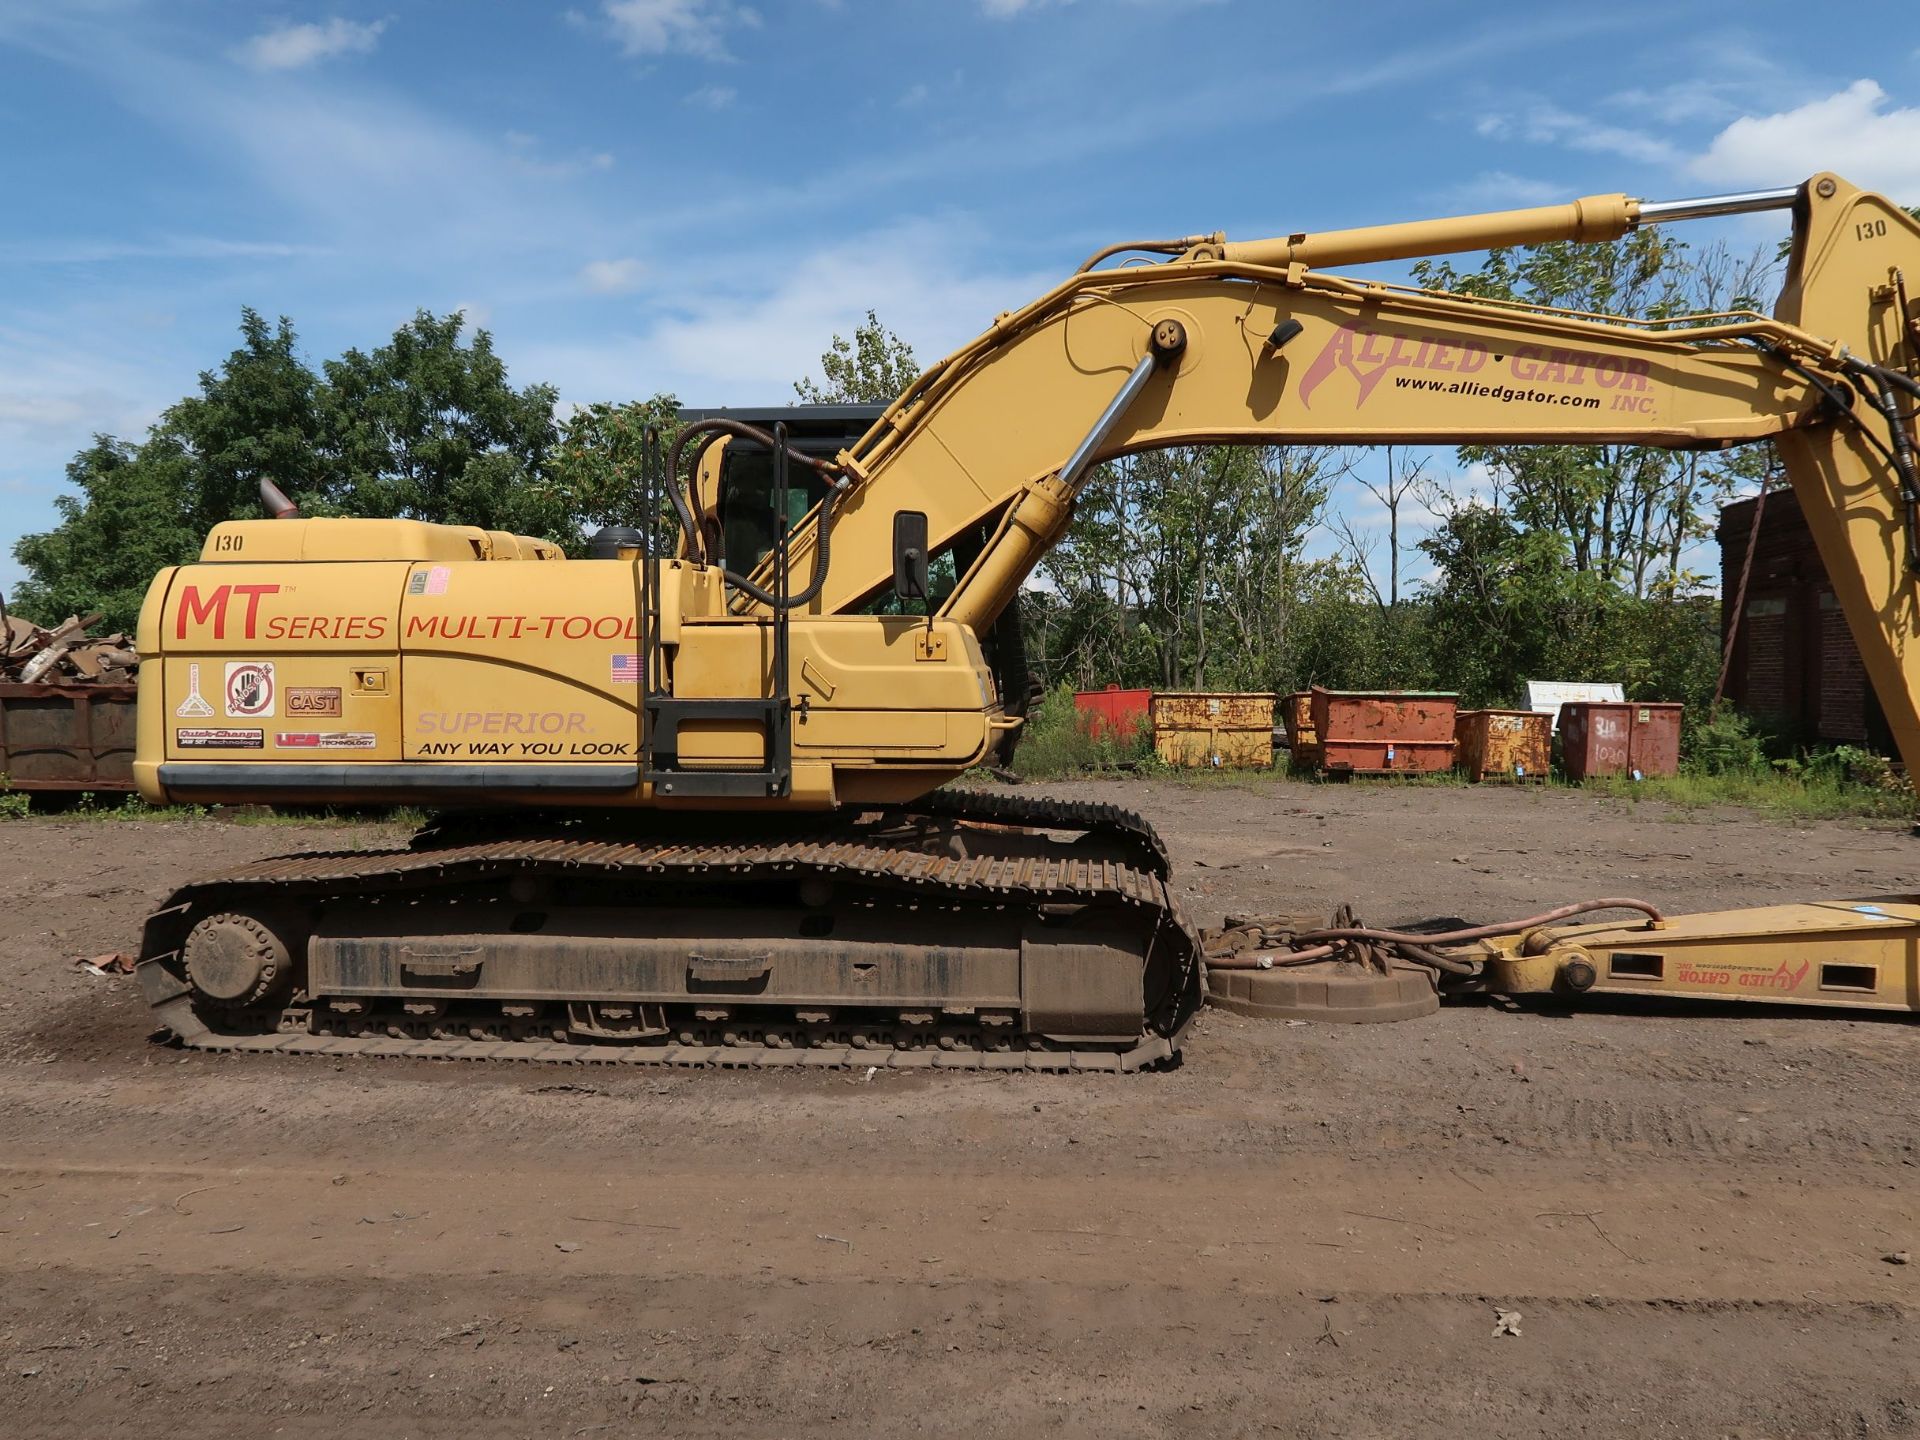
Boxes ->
[610,654,641,684]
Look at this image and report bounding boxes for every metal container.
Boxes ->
[0,682,139,793]
[1455,708,1550,782]
[1280,691,1321,770]
[1560,701,1684,780]
[1073,686,1152,742]
[1151,691,1275,769]
[1628,702,1684,778]
[1309,688,1458,776]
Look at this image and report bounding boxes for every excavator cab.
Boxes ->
[678,405,879,580]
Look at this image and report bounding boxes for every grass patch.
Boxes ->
[1582,770,1913,823]
[0,790,428,830]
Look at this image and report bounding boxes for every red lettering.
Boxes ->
[176,584,231,640]
[234,584,278,638]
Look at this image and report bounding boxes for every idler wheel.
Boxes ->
[183,911,297,1008]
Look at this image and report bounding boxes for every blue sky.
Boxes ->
[1,0,1917,597]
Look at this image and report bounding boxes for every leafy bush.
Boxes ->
[1786,744,1913,798]
[1010,685,1156,780]
[1682,708,1770,776]
[0,785,28,820]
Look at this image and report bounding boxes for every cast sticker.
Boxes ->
[287,686,343,717]
[274,732,378,750]
[224,661,275,719]
[177,728,264,750]
[175,662,216,719]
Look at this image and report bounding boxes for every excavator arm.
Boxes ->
[719,174,1919,766]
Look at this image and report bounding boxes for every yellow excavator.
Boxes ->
[131,173,1920,1067]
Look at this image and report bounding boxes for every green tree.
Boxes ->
[9,438,204,631]
[1032,443,1336,692]
[317,311,569,542]
[1416,504,1719,710]
[545,393,684,550]
[792,310,918,404]
[1412,231,1773,596]
[11,308,583,629]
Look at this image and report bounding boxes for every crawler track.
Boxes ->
[136,800,1202,1072]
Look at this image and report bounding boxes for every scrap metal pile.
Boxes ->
[2,606,139,685]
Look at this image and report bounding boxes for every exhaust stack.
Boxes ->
[259,478,300,519]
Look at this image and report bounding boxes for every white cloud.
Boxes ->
[602,0,758,59]
[579,258,646,294]
[1690,81,1920,201]
[520,219,1051,406]
[1476,103,1678,167]
[0,235,327,264]
[1446,172,1570,210]
[233,17,387,71]
[685,83,736,109]
[503,131,617,178]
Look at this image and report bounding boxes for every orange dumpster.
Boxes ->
[1455,708,1550,782]
[1309,689,1458,776]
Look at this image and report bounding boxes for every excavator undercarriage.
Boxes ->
[137,793,1203,1069]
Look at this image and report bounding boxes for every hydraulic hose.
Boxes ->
[1850,358,1920,403]
[1204,898,1664,972]
[1205,943,1338,971]
[665,418,846,610]
[1294,897,1665,948]
[683,429,724,560]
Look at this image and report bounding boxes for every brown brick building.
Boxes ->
[1716,489,1888,750]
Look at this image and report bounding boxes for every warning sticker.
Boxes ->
[274,732,378,750]
[408,566,453,596]
[177,728,264,750]
[224,661,276,719]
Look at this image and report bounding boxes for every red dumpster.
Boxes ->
[1561,701,1683,780]
[1073,686,1151,742]
[1309,688,1458,776]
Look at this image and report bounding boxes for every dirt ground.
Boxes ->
[2,780,1917,1438]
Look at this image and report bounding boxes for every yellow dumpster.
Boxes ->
[1151,692,1275,769]
[1281,691,1320,771]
